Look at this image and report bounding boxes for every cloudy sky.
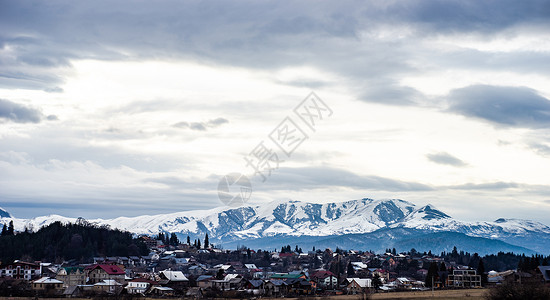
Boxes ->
[1,1,550,223]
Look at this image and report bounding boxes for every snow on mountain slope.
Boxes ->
[0,207,11,218]
[1,198,549,253]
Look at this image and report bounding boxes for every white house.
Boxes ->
[125,278,158,294]
[346,277,372,294]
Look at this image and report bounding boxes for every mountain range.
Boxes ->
[1,198,549,255]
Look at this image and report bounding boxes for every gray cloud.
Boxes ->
[173,118,229,131]
[530,143,550,156]
[265,166,433,192]
[426,152,467,167]
[447,85,550,128]
[0,98,43,123]
[2,0,549,93]
[395,0,550,33]
[445,182,520,190]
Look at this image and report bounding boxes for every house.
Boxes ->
[310,270,337,289]
[270,272,306,281]
[32,277,64,295]
[538,266,550,285]
[213,264,234,273]
[159,270,189,291]
[93,279,123,294]
[447,269,481,288]
[245,279,264,295]
[286,278,313,295]
[264,279,287,296]
[150,286,175,296]
[346,278,371,294]
[56,267,85,287]
[196,275,214,289]
[188,265,208,276]
[40,262,58,278]
[210,274,243,291]
[0,261,41,280]
[126,278,159,294]
[63,285,86,298]
[85,264,126,284]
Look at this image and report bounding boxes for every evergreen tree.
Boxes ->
[197,239,201,249]
[7,221,14,235]
[187,235,190,245]
[169,233,179,246]
[477,258,487,287]
[216,268,225,280]
[204,233,209,248]
[1,224,7,236]
[425,262,439,287]
[347,262,355,276]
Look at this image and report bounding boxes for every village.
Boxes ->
[1,234,549,298]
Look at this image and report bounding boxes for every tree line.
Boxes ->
[0,220,148,263]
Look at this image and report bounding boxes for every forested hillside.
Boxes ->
[0,220,148,263]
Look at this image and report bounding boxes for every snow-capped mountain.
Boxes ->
[1,198,549,254]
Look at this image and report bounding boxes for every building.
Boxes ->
[0,261,41,280]
[310,270,337,289]
[447,269,481,288]
[93,279,123,294]
[32,277,64,295]
[346,278,372,294]
[538,266,550,285]
[85,264,126,284]
[159,270,189,291]
[126,278,159,294]
[56,267,85,287]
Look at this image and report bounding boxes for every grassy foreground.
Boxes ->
[0,289,488,300]
[369,288,487,300]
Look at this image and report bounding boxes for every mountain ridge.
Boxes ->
[1,198,549,254]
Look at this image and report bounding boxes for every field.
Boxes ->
[0,289,489,300]
[356,289,486,300]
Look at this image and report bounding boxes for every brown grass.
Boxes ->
[370,288,487,300]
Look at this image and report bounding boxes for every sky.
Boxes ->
[1,1,550,224]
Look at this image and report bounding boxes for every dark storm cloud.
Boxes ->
[0,98,46,123]
[447,85,550,128]
[173,118,229,131]
[426,152,467,167]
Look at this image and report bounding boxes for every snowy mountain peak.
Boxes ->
[413,204,451,220]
